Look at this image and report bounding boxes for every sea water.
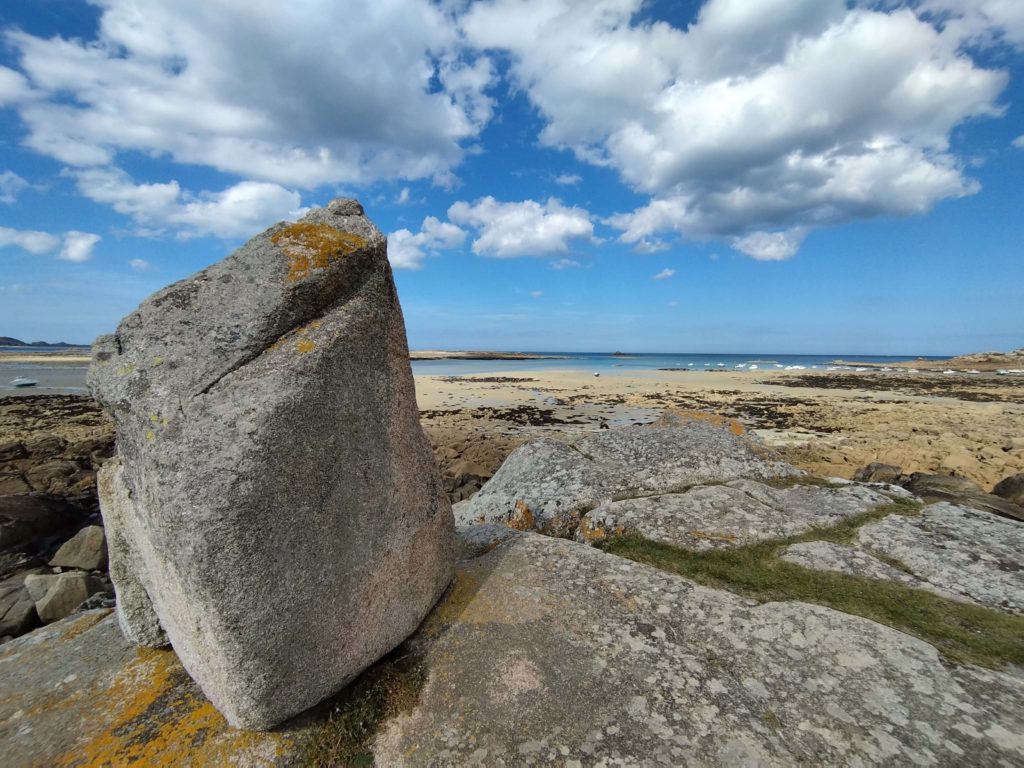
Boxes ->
[410,352,947,377]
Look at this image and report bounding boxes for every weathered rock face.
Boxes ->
[994,472,1024,506]
[0,610,315,766]
[578,479,891,548]
[89,199,454,729]
[456,420,797,537]
[903,472,1024,522]
[373,531,1024,765]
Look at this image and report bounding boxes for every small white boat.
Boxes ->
[10,376,38,388]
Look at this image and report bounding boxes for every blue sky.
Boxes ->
[0,0,1021,354]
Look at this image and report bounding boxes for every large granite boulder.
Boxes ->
[89,199,454,729]
[457,420,796,537]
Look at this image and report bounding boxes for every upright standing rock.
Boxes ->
[89,199,454,730]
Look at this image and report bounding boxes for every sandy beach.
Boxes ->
[415,367,1024,497]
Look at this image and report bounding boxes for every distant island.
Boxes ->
[0,337,85,348]
[409,350,565,361]
[833,348,1024,372]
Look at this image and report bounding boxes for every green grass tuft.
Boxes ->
[303,647,426,767]
[598,499,1024,667]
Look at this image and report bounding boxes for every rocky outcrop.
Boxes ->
[994,472,1024,506]
[89,199,454,730]
[853,462,902,484]
[903,472,1024,522]
[372,531,1024,765]
[578,479,891,548]
[456,419,796,537]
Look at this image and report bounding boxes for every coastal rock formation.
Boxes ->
[994,472,1024,506]
[577,479,890,548]
[372,531,1024,765]
[903,472,1024,522]
[783,503,1024,614]
[89,199,454,729]
[456,419,796,537]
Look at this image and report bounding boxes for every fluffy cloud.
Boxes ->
[1013,135,1024,149]
[916,0,1024,47]
[448,197,594,258]
[731,229,808,261]
[0,171,28,204]
[73,168,305,239]
[387,216,467,269]
[551,258,581,270]
[5,0,493,186]
[652,268,675,280]
[129,258,151,271]
[0,226,100,261]
[554,173,581,185]
[462,0,1008,258]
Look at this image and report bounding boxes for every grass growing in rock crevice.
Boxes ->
[598,500,1024,667]
[303,645,426,767]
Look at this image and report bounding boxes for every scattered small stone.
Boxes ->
[49,525,107,571]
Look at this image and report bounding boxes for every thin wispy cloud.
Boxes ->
[652,268,676,281]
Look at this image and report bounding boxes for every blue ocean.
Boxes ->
[410,352,948,376]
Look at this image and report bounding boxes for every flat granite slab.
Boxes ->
[0,610,308,767]
[374,531,1024,766]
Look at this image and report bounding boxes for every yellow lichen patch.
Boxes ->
[271,222,366,282]
[57,610,111,644]
[427,567,549,631]
[508,499,536,532]
[296,339,316,354]
[57,648,291,767]
[687,530,739,544]
[577,516,625,544]
[145,430,156,442]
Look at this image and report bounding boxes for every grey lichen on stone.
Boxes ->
[781,541,924,586]
[578,480,891,549]
[88,199,454,729]
[372,533,1024,766]
[857,502,1024,614]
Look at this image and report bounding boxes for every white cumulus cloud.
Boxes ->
[554,173,581,185]
[387,216,467,269]
[732,228,808,261]
[72,167,305,239]
[0,226,100,261]
[130,258,151,271]
[448,197,594,258]
[462,0,1008,258]
[60,232,102,262]
[1013,135,1024,149]
[4,0,494,187]
[652,268,675,280]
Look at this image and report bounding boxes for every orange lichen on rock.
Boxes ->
[577,516,626,544]
[508,499,535,531]
[296,339,316,354]
[271,222,366,282]
[57,647,292,767]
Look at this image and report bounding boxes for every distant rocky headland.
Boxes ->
[834,348,1024,372]
[0,337,86,349]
